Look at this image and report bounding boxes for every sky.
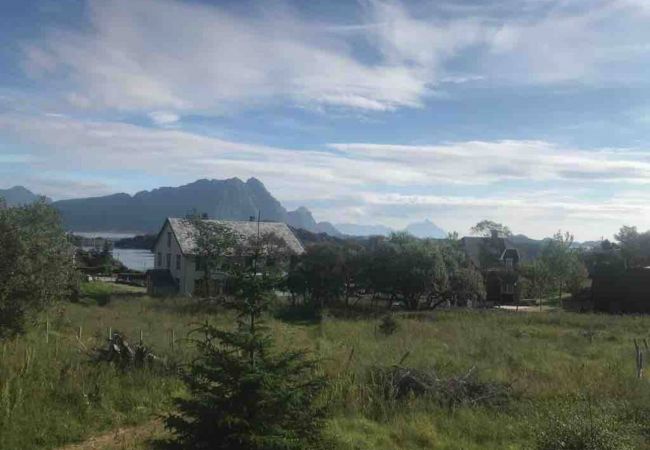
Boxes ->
[2,0,650,240]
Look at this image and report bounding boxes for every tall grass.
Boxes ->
[2,282,650,449]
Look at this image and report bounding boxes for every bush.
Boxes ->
[536,402,632,450]
[378,314,399,336]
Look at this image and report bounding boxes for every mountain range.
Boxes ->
[0,186,51,206]
[335,219,447,238]
[1,179,447,238]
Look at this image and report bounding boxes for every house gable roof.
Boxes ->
[161,217,305,256]
[460,236,520,269]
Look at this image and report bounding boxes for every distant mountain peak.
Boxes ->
[405,219,446,238]
[0,186,50,206]
[50,178,341,236]
[336,219,446,238]
[55,177,289,233]
[287,206,342,236]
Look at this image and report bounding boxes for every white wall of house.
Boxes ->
[153,221,199,295]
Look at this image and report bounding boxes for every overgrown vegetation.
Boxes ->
[287,232,485,311]
[165,231,327,449]
[0,201,76,338]
[3,282,650,449]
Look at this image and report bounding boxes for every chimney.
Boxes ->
[491,229,499,240]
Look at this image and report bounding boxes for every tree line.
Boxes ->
[286,231,486,311]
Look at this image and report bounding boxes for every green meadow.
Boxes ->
[1,282,649,449]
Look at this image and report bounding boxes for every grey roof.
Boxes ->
[166,217,305,256]
[460,236,518,269]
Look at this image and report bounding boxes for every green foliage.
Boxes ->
[289,233,483,311]
[378,314,399,336]
[614,225,650,268]
[0,285,189,450]
[470,220,512,238]
[448,267,486,305]
[519,260,552,302]
[0,201,76,338]
[287,243,346,308]
[166,233,328,450]
[4,286,650,449]
[540,231,589,302]
[186,215,237,297]
[536,402,632,450]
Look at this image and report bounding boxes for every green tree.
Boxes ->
[447,267,486,307]
[614,225,650,268]
[519,260,551,311]
[165,227,327,450]
[289,243,345,309]
[378,233,448,310]
[541,231,587,307]
[470,220,512,238]
[0,201,76,338]
[187,216,237,298]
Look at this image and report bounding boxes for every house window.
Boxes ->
[505,258,513,270]
[176,254,181,270]
[167,232,172,247]
[195,257,203,271]
[503,283,514,294]
[157,252,162,267]
[166,253,171,269]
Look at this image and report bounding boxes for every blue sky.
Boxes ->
[2,0,650,239]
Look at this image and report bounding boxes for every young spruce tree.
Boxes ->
[166,226,328,450]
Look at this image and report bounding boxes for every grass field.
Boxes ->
[1,282,650,449]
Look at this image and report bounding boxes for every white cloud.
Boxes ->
[3,112,650,239]
[148,111,180,126]
[22,0,473,114]
[21,0,650,116]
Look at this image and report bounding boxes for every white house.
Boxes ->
[149,217,305,296]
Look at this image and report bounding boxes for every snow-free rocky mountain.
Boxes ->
[0,186,50,206]
[5,179,446,239]
[51,178,340,235]
[336,219,447,238]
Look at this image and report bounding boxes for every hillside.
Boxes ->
[336,219,446,238]
[53,177,346,236]
[53,178,302,233]
[286,206,342,236]
[0,186,50,206]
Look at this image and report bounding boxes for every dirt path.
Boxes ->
[58,419,166,450]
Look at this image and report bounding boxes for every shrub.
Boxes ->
[536,403,632,450]
[378,314,399,336]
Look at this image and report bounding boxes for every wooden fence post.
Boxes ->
[171,329,175,350]
[108,327,112,341]
[634,339,644,379]
[45,319,49,344]
[139,329,143,346]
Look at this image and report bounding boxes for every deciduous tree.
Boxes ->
[0,201,76,338]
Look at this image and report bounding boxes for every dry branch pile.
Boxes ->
[92,332,159,369]
[367,365,512,409]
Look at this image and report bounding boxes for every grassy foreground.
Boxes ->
[1,282,650,449]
